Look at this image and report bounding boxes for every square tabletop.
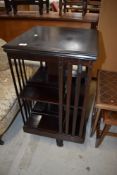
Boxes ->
[3,26,98,60]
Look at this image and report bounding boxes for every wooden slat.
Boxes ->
[8,57,26,124]
[65,62,72,134]
[14,59,29,120]
[59,59,63,134]
[22,59,28,83]
[72,64,82,136]
[79,66,92,136]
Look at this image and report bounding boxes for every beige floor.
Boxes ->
[0,81,117,175]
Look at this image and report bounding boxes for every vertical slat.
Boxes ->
[40,61,43,67]
[65,62,72,134]
[72,64,82,136]
[79,65,92,137]
[18,59,25,87]
[8,57,26,124]
[14,59,28,120]
[59,59,63,134]
[14,59,22,91]
[22,59,27,83]
[21,59,32,118]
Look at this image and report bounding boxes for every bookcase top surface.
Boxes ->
[3,26,98,60]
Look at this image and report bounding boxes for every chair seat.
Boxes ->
[96,70,117,111]
[104,111,117,126]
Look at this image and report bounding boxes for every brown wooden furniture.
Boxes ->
[4,0,49,15]
[87,0,101,13]
[4,0,12,14]
[90,70,117,137]
[0,13,99,42]
[95,110,117,147]
[3,26,98,146]
[59,0,87,16]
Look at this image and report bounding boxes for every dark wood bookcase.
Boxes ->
[3,26,98,146]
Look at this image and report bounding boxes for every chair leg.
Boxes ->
[56,139,63,147]
[82,0,87,16]
[46,0,49,13]
[95,124,111,148]
[39,2,43,15]
[90,108,101,137]
[59,0,62,16]
[13,4,17,15]
[64,3,66,13]
[4,0,12,14]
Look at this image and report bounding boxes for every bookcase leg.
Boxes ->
[0,137,4,145]
[56,139,63,147]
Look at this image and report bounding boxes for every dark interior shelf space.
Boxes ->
[32,102,59,117]
[28,67,58,88]
[67,109,82,135]
[20,84,59,104]
[24,114,59,133]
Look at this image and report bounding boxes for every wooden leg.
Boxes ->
[90,108,101,137]
[56,139,63,147]
[59,0,62,16]
[64,3,66,13]
[4,0,12,14]
[39,2,43,15]
[95,124,111,148]
[46,0,49,13]
[0,137,4,145]
[13,4,17,15]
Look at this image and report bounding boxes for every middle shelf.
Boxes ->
[20,85,59,104]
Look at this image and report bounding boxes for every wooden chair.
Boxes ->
[5,0,49,15]
[87,0,101,13]
[95,110,117,147]
[90,70,117,136]
[90,70,117,143]
[59,0,87,16]
[4,0,12,14]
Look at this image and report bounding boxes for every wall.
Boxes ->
[93,0,117,76]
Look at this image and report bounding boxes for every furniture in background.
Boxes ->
[59,0,87,16]
[87,0,101,13]
[3,26,98,146]
[95,110,117,147]
[90,70,117,147]
[3,0,12,14]
[4,0,49,15]
[0,38,37,145]
[0,0,6,11]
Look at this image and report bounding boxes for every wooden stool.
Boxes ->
[90,70,117,137]
[95,110,117,147]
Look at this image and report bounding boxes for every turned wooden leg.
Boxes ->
[56,139,63,147]
[95,124,111,148]
[90,108,101,137]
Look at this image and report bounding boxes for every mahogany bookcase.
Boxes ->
[3,26,98,146]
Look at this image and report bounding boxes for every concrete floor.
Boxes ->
[0,82,117,175]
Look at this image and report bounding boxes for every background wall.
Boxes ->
[93,0,117,76]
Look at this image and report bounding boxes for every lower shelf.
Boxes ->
[24,114,59,133]
[23,114,85,143]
